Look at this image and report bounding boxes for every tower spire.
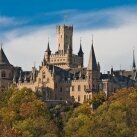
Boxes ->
[45,39,51,53]
[87,36,98,71]
[78,37,84,57]
[133,49,136,69]
[0,42,10,65]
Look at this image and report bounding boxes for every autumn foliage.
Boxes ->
[1,87,137,137]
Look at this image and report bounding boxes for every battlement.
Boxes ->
[50,53,68,57]
[56,24,73,54]
[56,25,73,32]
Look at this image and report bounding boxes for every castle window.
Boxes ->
[78,85,81,91]
[78,95,80,102]
[72,86,74,91]
[1,71,6,78]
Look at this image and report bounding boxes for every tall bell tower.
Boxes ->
[56,25,73,54]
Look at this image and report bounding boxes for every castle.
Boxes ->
[0,24,137,104]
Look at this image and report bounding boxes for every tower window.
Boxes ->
[72,86,74,91]
[1,71,6,78]
[78,85,81,91]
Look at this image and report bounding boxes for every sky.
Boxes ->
[0,0,137,72]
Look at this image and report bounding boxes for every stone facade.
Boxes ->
[0,24,137,104]
[0,47,14,91]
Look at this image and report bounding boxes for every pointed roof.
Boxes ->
[45,41,51,53]
[87,40,98,71]
[0,47,10,65]
[78,40,84,56]
[133,50,136,68]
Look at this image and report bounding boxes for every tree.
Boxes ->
[0,87,57,137]
[64,88,137,137]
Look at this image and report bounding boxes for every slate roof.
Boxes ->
[0,48,11,65]
[87,43,98,71]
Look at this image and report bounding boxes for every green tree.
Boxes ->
[0,87,57,137]
[64,88,137,137]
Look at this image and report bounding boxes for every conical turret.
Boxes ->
[133,50,136,71]
[45,41,51,62]
[87,39,98,71]
[0,46,10,65]
[78,39,84,57]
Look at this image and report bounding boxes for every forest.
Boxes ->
[0,87,137,137]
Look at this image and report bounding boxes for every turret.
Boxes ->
[132,50,136,71]
[45,41,51,62]
[132,50,136,80]
[78,39,84,57]
[86,38,100,91]
[78,39,84,67]
[87,40,98,71]
[32,66,37,82]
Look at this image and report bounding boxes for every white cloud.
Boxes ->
[2,6,137,72]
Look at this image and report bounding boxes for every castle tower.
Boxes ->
[57,25,73,54]
[86,39,100,91]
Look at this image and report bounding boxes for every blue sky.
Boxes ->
[0,0,137,71]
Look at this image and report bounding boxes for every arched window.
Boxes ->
[1,71,6,78]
